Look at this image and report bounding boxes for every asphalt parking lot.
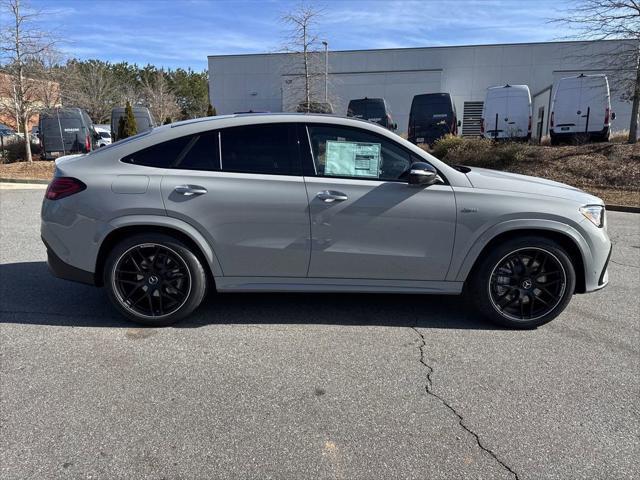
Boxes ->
[1,186,638,480]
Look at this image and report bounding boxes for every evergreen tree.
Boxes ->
[207,103,216,116]
[119,101,138,139]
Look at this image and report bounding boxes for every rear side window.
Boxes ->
[220,124,299,175]
[122,131,219,170]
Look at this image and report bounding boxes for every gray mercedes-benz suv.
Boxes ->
[41,114,611,328]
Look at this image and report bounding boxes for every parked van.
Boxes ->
[111,106,155,141]
[550,74,615,144]
[408,93,459,145]
[347,97,397,130]
[481,85,532,140]
[39,107,97,159]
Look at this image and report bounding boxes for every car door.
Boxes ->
[158,123,310,278]
[303,123,456,281]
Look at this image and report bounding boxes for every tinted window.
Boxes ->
[307,125,411,181]
[348,100,386,119]
[221,124,298,175]
[122,131,219,170]
[411,95,453,122]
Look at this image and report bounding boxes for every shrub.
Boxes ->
[428,136,530,168]
[430,134,466,159]
[1,140,42,164]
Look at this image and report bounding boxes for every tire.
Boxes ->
[468,236,576,329]
[103,233,207,326]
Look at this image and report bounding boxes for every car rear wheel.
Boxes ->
[469,236,576,329]
[104,234,207,326]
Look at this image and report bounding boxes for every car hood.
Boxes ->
[464,167,603,205]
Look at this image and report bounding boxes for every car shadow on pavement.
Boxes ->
[0,262,501,330]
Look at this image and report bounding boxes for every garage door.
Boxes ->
[282,70,443,134]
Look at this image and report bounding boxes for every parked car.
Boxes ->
[41,114,611,329]
[550,74,615,145]
[347,97,397,130]
[481,85,532,141]
[408,93,460,145]
[296,101,334,114]
[0,123,18,140]
[30,125,40,145]
[111,106,155,141]
[94,125,112,147]
[39,108,97,159]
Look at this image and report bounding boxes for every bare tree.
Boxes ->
[281,4,326,112]
[0,0,57,161]
[140,69,180,124]
[30,47,63,109]
[62,59,120,123]
[556,1,640,143]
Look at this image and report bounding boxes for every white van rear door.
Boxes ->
[554,78,581,134]
[506,88,530,139]
[579,76,608,133]
[484,89,508,138]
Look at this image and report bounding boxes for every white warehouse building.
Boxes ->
[208,40,634,137]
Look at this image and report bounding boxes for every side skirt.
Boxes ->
[216,277,463,294]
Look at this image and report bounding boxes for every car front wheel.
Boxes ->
[469,236,576,329]
[104,233,207,326]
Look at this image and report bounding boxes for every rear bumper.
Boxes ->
[42,237,96,286]
[550,126,610,141]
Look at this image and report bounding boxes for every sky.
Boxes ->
[21,0,575,71]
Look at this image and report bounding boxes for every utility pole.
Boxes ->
[322,40,328,103]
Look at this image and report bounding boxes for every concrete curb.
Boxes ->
[606,204,640,214]
[0,177,49,185]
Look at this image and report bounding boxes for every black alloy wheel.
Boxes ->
[112,243,192,319]
[489,247,567,322]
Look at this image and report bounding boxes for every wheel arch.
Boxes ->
[95,217,223,288]
[456,224,588,294]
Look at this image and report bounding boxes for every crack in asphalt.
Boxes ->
[410,327,520,480]
[609,259,640,269]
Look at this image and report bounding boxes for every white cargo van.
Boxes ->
[481,85,532,140]
[550,74,615,144]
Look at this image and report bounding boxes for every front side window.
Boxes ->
[122,131,219,170]
[307,125,411,181]
[220,124,298,175]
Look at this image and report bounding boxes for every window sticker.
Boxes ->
[325,140,381,178]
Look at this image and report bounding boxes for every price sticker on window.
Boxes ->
[325,141,381,178]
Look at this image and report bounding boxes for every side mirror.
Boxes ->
[611,112,616,120]
[393,123,398,131]
[407,162,438,186]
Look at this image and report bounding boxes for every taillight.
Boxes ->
[85,135,91,152]
[45,177,86,200]
[480,118,484,134]
[550,111,554,128]
[528,115,532,132]
[604,107,610,125]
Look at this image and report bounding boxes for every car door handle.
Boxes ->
[316,190,348,203]
[174,184,207,196]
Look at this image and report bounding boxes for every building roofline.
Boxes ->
[207,39,631,59]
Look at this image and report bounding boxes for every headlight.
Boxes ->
[580,205,605,228]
